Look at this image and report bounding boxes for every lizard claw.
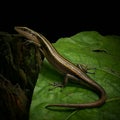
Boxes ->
[48,82,63,91]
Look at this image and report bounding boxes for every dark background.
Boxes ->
[0,1,120,42]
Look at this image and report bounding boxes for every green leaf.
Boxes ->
[30,31,120,120]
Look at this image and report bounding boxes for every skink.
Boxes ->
[14,26,106,109]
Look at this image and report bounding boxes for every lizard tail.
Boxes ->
[45,81,106,109]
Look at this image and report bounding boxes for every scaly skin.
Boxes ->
[15,26,107,109]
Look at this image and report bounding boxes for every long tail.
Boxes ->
[14,26,106,109]
[46,80,106,109]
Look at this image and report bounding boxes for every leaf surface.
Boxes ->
[30,31,120,120]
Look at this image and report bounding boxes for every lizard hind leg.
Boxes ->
[48,73,80,91]
[77,64,96,74]
[63,73,81,86]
